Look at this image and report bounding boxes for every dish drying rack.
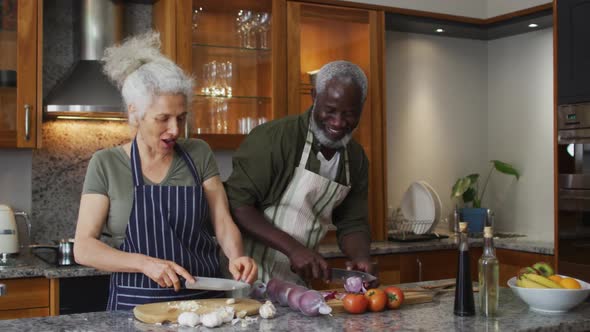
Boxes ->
[387,208,448,242]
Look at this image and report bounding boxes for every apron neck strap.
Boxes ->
[130,138,202,187]
[300,125,351,186]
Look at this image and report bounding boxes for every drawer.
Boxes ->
[0,277,50,310]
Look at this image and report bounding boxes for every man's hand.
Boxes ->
[288,245,330,281]
[346,259,380,289]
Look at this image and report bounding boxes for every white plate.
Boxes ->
[185,277,250,291]
[419,181,442,233]
[400,182,435,234]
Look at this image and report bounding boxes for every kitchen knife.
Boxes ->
[330,268,377,283]
[184,277,250,291]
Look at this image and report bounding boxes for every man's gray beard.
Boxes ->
[310,108,352,149]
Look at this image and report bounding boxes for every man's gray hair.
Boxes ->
[315,60,367,102]
[101,31,193,126]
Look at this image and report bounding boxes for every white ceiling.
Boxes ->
[338,0,551,19]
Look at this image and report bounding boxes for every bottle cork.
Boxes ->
[459,222,468,232]
[484,226,493,238]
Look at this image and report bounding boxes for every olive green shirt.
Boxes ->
[82,139,219,246]
[224,111,370,245]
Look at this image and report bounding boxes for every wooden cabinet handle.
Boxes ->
[0,283,6,296]
[24,104,31,140]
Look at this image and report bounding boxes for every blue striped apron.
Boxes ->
[107,139,222,310]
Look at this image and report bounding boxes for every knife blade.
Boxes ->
[184,277,250,291]
[330,268,377,283]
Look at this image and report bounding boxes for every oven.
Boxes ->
[557,103,590,281]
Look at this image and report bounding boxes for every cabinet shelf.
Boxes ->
[193,43,271,53]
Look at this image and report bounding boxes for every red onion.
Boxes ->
[266,279,281,302]
[344,276,366,294]
[249,280,267,300]
[276,281,301,307]
[321,290,338,301]
[298,290,333,316]
[287,285,308,310]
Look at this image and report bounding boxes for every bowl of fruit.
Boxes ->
[507,262,590,313]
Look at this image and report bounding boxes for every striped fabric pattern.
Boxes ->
[107,139,222,311]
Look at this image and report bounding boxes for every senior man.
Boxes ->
[225,60,374,285]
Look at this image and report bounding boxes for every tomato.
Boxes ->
[342,293,369,314]
[364,288,387,312]
[383,286,404,309]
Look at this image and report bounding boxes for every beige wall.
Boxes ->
[385,31,489,231]
[386,28,554,241]
[487,29,554,241]
[0,149,32,213]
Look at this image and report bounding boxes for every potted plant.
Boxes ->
[451,160,520,232]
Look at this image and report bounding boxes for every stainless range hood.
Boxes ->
[45,0,124,119]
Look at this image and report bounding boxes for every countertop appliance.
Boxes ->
[557,102,590,281]
[0,204,19,256]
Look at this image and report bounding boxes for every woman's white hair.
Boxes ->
[315,60,367,102]
[101,31,193,126]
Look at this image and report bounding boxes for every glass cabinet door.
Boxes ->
[287,2,386,240]
[170,0,285,149]
[0,0,38,148]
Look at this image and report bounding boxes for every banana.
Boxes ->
[522,273,563,289]
[518,276,548,288]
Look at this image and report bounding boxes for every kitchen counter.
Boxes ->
[0,280,588,331]
[0,238,553,280]
[319,237,554,258]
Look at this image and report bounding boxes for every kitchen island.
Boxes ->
[1,280,588,331]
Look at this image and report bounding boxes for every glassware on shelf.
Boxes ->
[236,10,254,48]
[238,116,267,134]
[201,60,233,97]
[257,12,272,49]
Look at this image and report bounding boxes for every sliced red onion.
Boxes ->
[266,279,281,302]
[287,285,308,310]
[276,281,302,307]
[298,290,333,316]
[321,290,338,301]
[344,276,366,293]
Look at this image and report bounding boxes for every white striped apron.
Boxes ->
[107,138,222,310]
[245,125,351,285]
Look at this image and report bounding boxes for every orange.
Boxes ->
[559,278,582,289]
[548,275,563,284]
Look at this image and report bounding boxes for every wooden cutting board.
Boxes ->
[133,298,262,324]
[327,290,434,314]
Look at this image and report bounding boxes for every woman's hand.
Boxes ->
[228,256,258,284]
[141,256,195,291]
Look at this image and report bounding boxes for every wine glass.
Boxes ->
[257,12,272,49]
[236,10,254,48]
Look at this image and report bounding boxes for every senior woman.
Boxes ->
[74,31,257,311]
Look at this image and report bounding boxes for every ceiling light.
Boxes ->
[435,28,444,33]
[528,23,538,28]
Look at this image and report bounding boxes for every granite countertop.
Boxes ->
[0,280,588,332]
[0,237,553,280]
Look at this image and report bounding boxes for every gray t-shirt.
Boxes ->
[82,139,219,245]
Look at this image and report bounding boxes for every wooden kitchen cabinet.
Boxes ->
[286,1,387,241]
[0,0,41,148]
[0,277,50,319]
[153,0,287,150]
[399,249,480,283]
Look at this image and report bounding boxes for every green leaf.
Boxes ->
[462,187,476,203]
[491,160,520,180]
[451,177,471,198]
[467,174,480,184]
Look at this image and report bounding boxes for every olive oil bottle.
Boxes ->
[478,226,499,317]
